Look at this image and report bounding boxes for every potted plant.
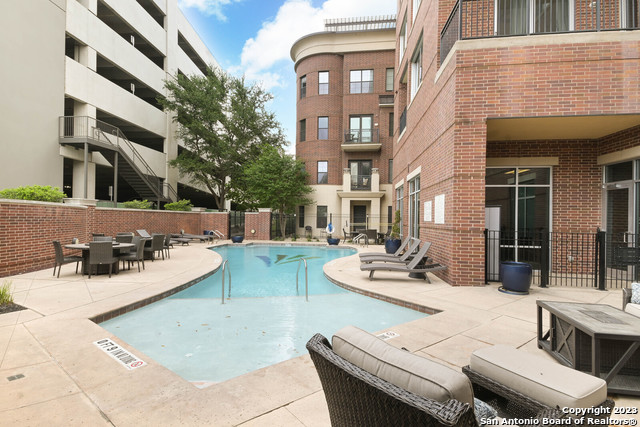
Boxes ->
[326,222,340,245]
[384,210,402,254]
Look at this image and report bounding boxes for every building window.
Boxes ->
[318,116,328,140]
[349,115,374,143]
[388,159,393,183]
[399,16,407,63]
[408,176,420,238]
[318,71,329,95]
[385,68,394,92]
[317,206,328,229]
[496,0,572,36]
[410,37,423,100]
[300,75,307,99]
[350,69,373,94]
[396,186,404,238]
[298,205,305,228]
[299,119,306,142]
[413,0,422,22]
[349,160,372,191]
[317,161,328,184]
[388,112,394,137]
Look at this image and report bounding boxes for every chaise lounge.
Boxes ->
[307,326,614,427]
[359,243,446,282]
[359,238,424,264]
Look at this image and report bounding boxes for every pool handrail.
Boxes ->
[296,258,308,302]
[221,259,231,304]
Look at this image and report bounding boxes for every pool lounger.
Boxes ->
[359,243,446,282]
[359,239,425,264]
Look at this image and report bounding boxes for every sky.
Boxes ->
[178,0,397,153]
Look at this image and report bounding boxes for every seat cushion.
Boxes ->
[632,283,640,304]
[332,325,474,405]
[470,345,607,409]
[625,302,640,318]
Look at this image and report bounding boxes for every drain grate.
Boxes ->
[7,373,25,381]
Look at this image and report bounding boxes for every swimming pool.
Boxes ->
[100,244,427,384]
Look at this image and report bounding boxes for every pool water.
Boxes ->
[100,244,427,384]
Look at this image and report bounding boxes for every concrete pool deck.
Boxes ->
[1,241,638,426]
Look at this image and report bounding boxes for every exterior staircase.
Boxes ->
[58,116,177,203]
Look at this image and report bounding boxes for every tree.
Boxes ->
[231,145,313,238]
[159,67,285,209]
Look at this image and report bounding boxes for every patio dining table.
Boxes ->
[65,242,135,275]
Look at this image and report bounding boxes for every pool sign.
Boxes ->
[94,339,147,370]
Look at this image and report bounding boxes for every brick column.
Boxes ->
[245,208,271,240]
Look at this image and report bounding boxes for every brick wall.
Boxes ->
[0,201,252,278]
[244,210,271,240]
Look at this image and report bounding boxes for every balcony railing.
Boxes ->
[344,129,380,144]
[379,94,394,105]
[350,174,372,191]
[441,0,640,63]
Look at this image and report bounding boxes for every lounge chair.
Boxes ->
[136,229,152,238]
[360,236,412,259]
[359,238,423,264]
[307,326,614,426]
[360,243,446,282]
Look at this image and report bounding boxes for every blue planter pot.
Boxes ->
[231,236,244,243]
[385,239,402,254]
[499,262,532,294]
[327,237,340,245]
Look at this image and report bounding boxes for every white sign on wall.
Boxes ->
[424,201,432,222]
[434,194,445,224]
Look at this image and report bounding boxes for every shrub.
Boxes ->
[0,185,66,203]
[122,199,153,209]
[164,199,193,211]
[0,281,13,306]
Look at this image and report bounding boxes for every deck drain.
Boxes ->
[7,374,25,381]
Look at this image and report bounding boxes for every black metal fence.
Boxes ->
[271,213,296,239]
[229,211,245,237]
[485,229,636,289]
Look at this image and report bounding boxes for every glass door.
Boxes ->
[605,183,635,273]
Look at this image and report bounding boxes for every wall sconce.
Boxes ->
[251,229,256,234]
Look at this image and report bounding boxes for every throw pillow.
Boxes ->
[474,398,498,425]
[632,282,640,304]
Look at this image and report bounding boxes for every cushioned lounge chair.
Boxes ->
[360,243,446,282]
[359,238,424,264]
[307,326,614,427]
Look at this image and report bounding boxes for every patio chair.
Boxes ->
[136,229,152,238]
[163,234,173,259]
[115,233,133,244]
[359,238,423,264]
[307,327,612,427]
[144,233,165,261]
[93,236,113,242]
[623,286,640,317]
[87,241,118,278]
[52,240,83,278]
[119,236,145,272]
[360,243,446,282]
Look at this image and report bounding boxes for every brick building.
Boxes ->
[394,0,640,286]
[290,16,397,238]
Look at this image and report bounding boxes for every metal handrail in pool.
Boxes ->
[221,259,231,304]
[296,258,308,302]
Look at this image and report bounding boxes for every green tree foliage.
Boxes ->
[164,199,193,211]
[231,145,313,239]
[0,185,66,203]
[122,199,153,209]
[159,67,285,209]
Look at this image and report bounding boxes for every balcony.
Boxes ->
[441,0,640,63]
[351,174,371,191]
[341,129,381,152]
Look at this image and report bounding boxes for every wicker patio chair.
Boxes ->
[87,241,118,278]
[119,236,145,272]
[52,240,83,278]
[93,236,113,242]
[163,234,173,259]
[115,233,133,244]
[144,233,165,261]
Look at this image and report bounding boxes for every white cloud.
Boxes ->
[237,0,396,89]
[178,0,242,21]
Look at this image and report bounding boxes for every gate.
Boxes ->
[271,213,296,239]
[229,211,245,238]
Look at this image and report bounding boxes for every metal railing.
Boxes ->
[441,0,640,63]
[221,259,231,304]
[59,116,177,201]
[485,228,636,289]
[379,94,394,105]
[343,129,380,144]
[350,174,372,191]
[296,258,309,302]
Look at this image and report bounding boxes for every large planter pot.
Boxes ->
[231,236,244,243]
[327,237,340,245]
[499,262,532,295]
[385,239,402,254]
